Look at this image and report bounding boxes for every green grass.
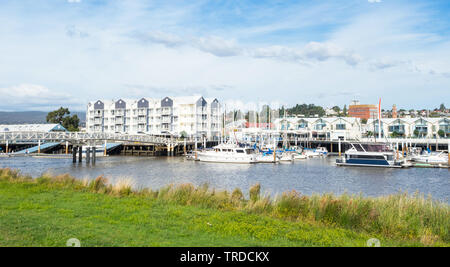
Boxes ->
[0,168,448,247]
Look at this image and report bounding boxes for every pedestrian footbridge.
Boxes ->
[0,131,172,145]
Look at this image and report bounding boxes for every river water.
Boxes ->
[1,156,449,202]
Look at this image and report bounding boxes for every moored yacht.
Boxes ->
[336,143,404,168]
[315,147,328,156]
[256,152,279,163]
[410,151,447,164]
[197,143,257,163]
[304,148,320,158]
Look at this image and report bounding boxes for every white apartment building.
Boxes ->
[86,96,222,139]
[273,117,362,140]
[366,117,450,138]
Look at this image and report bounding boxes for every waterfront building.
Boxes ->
[86,96,221,139]
[273,117,362,140]
[366,117,450,138]
[0,124,67,132]
[348,100,378,120]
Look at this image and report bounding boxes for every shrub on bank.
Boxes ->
[0,168,448,245]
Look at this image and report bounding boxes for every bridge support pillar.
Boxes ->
[78,146,82,163]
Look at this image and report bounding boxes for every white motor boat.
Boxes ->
[304,149,320,158]
[336,143,404,168]
[256,153,279,163]
[279,152,294,162]
[294,153,307,159]
[410,151,448,164]
[315,147,328,156]
[197,143,257,163]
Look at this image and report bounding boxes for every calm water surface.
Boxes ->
[1,156,449,201]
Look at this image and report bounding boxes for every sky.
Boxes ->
[0,0,449,111]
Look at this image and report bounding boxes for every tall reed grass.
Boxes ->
[0,168,448,245]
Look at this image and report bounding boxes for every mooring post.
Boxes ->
[5,140,8,154]
[92,146,96,164]
[273,138,277,162]
[86,147,91,164]
[183,139,187,156]
[448,139,450,166]
[37,140,41,154]
[65,141,69,154]
[104,140,107,156]
[396,142,399,160]
[72,147,77,163]
[78,146,82,163]
[338,138,341,157]
[402,142,405,159]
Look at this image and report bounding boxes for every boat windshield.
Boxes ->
[357,144,391,152]
[245,149,254,154]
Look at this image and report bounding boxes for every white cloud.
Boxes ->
[131,32,362,66]
[131,31,184,47]
[66,25,89,38]
[368,0,381,3]
[0,0,448,111]
[67,0,81,3]
[0,84,82,111]
[193,36,242,57]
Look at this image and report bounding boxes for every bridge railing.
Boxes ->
[0,131,170,145]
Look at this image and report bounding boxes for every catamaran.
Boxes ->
[336,143,404,168]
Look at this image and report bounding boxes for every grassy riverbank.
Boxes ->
[0,168,448,247]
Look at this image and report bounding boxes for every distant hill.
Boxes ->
[0,111,86,125]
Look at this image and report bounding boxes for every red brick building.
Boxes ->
[348,101,378,120]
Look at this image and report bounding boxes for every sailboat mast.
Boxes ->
[378,98,382,140]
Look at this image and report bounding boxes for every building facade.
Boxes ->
[348,100,378,120]
[273,117,362,140]
[86,96,221,139]
[366,117,450,138]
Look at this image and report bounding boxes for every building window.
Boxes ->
[336,124,346,130]
[315,123,326,130]
[388,125,405,133]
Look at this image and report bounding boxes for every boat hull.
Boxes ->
[336,162,403,168]
[197,153,257,164]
